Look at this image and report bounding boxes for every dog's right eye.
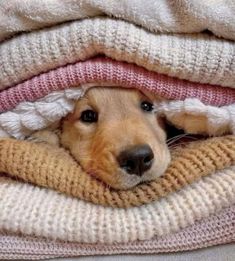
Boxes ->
[80,110,98,123]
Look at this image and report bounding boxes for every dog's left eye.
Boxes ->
[141,101,154,112]
[80,110,98,123]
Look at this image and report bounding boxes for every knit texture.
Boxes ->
[1,18,235,90]
[1,57,234,114]
[1,87,234,139]
[0,88,83,139]
[0,2,234,256]
[1,205,234,259]
[0,136,234,208]
[0,0,235,42]
[0,166,234,243]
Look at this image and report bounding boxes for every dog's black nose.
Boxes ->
[118,144,154,176]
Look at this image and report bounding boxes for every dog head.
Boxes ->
[61,87,170,189]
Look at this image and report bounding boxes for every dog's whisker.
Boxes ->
[167,134,191,146]
[167,133,188,142]
[168,135,199,149]
[167,133,198,143]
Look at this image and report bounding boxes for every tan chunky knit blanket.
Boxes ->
[0,135,234,208]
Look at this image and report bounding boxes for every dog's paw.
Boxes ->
[27,130,60,146]
[167,113,229,136]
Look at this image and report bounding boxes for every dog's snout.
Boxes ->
[118,144,154,176]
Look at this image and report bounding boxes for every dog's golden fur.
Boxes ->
[30,87,171,189]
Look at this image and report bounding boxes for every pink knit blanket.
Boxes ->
[0,57,234,113]
[0,205,234,260]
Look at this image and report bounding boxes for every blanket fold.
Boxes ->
[1,205,234,259]
[0,0,235,42]
[0,55,234,139]
[1,18,235,90]
[0,135,234,208]
[1,57,234,113]
[0,165,234,244]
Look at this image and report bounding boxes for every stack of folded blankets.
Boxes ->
[0,1,235,259]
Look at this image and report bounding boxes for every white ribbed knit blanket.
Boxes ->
[0,0,234,42]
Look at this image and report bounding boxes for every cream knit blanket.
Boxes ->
[1,18,235,90]
[0,0,234,42]
[1,205,234,259]
[0,166,234,244]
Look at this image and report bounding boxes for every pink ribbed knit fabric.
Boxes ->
[0,57,234,113]
[0,205,234,260]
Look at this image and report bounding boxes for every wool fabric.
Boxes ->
[0,136,234,208]
[1,18,235,90]
[0,57,234,113]
[0,87,234,139]
[0,0,235,42]
[0,166,234,243]
[0,205,234,259]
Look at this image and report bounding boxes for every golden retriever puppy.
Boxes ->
[59,87,171,189]
[29,87,171,189]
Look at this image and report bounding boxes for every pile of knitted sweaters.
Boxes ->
[0,1,235,259]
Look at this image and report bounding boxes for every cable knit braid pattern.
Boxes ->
[0,57,234,113]
[1,18,235,90]
[0,136,234,208]
[0,165,234,243]
[0,89,84,139]
[0,88,234,139]
[0,205,234,259]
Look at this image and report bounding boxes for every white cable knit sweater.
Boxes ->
[1,18,235,90]
[0,166,234,244]
[0,0,235,42]
[0,88,234,139]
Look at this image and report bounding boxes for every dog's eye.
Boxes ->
[141,101,154,112]
[80,110,98,123]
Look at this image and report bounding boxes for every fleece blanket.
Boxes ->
[0,0,235,42]
[1,18,235,90]
[1,205,234,260]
